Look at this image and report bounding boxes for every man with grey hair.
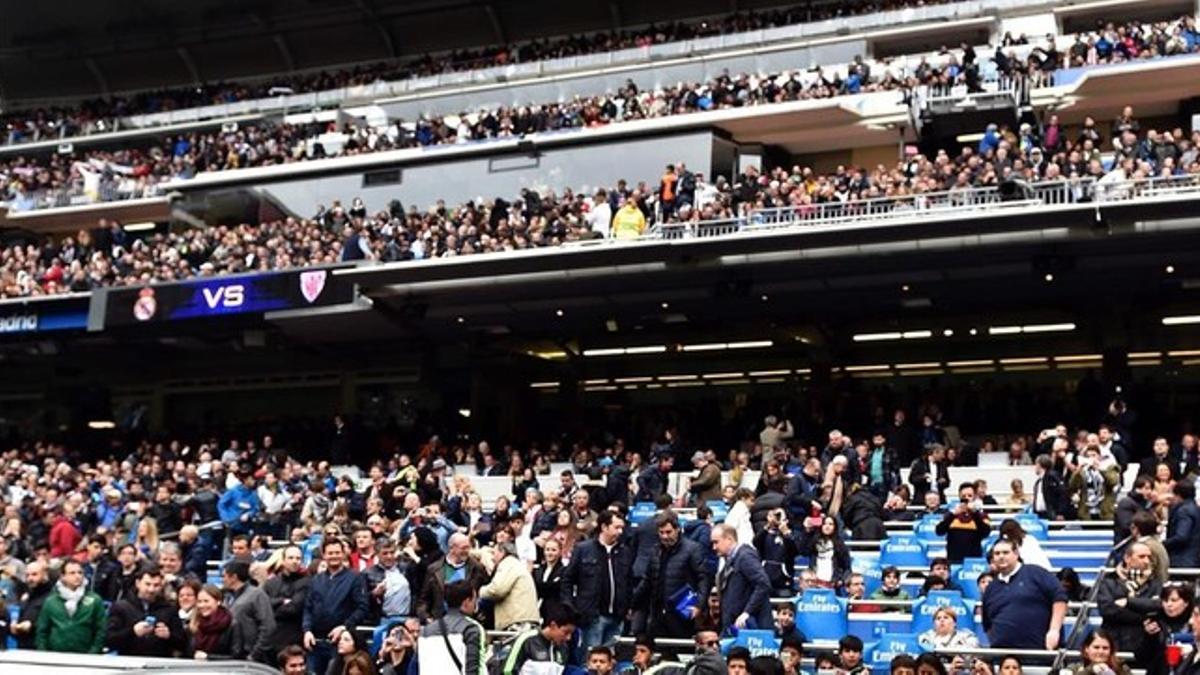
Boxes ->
[760,415,794,467]
[480,541,540,631]
[710,523,773,632]
[417,532,488,621]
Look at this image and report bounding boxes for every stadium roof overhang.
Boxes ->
[1037,55,1200,120]
[288,196,1200,355]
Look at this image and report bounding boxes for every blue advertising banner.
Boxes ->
[0,296,89,336]
[102,267,353,326]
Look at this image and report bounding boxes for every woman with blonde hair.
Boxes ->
[135,517,160,560]
[919,606,978,649]
[188,585,233,660]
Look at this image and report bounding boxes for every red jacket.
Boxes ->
[49,516,81,559]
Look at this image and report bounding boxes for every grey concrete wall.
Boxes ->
[252,130,719,215]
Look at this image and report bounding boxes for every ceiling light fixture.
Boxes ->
[1163,315,1200,326]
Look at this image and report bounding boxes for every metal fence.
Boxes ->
[641,174,1200,242]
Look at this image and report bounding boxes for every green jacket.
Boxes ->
[36,588,107,653]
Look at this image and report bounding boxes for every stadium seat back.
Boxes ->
[880,535,929,567]
[910,590,975,634]
[868,632,924,671]
[706,500,729,523]
[721,629,780,656]
[630,502,657,525]
[851,556,883,596]
[795,588,849,640]
[1014,514,1049,540]
[371,618,407,657]
[914,515,942,541]
[951,557,989,600]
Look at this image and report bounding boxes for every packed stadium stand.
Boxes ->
[5,1,1200,675]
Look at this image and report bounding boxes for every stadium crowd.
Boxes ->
[5,13,1200,212]
[0,395,1195,675]
[4,98,1200,299]
[0,0,966,145]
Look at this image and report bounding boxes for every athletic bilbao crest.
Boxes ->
[300,270,327,303]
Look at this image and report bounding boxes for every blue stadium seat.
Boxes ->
[630,502,657,526]
[721,629,780,656]
[1013,514,1049,540]
[910,591,976,634]
[371,618,407,657]
[795,588,849,641]
[868,632,924,673]
[914,515,943,541]
[880,535,929,568]
[706,500,729,523]
[301,534,322,566]
[951,557,989,600]
[848,614,913,641]
[851,556,883,597]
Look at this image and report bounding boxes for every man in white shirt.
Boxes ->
[587,190,612,238]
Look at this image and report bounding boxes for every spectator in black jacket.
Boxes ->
[635,452,673,502]
[106,567,188,657]
[104,544,143,604]
[647,511,711,638]
[909,445,950,502]
[561,510,635,650]
[753,508,799,597]
[533,539,565,606]
[177,525,210,581]
[1032,454,1069,520]
[1097,542,1161,659]
[1115,476,1155,544]
[83,536,120,599]
[10,561,50,649]
[935,483,991,564]
[302,538,370,675]
[264,544,310,658]
[148,485,183,535]
[841,485,886,540]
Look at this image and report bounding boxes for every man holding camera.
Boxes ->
[935,482,991,564]
[105,567,187,657]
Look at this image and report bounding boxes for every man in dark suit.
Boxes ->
[1031,454,1068,520]
[710,523,773,634]
[908,445,950,502]
[1165,482,1200,569]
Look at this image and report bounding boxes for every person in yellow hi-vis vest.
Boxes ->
[611,199,647,239]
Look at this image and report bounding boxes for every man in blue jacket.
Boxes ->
[1165,481,1200,569]
[218,471,261,541]
[303,538,370,674]
[711,523,773,634]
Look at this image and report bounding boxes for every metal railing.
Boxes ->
[645,174,1200,242]
[3,178,164,213]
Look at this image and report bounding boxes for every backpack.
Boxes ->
[485,629,534,675]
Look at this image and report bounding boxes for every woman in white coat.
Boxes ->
[724,488,757,547]
[999,519,1052,569]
